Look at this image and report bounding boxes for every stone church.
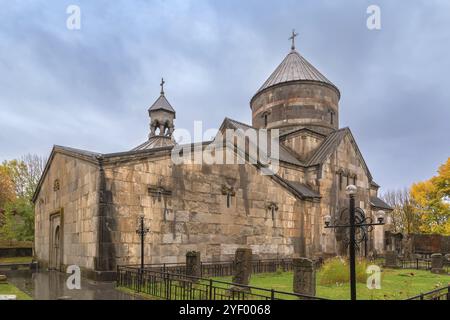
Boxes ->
[33,36,392,280]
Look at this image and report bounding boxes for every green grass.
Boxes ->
[0,256,33,264]
[0,283,32,300]
[212,269,450,300]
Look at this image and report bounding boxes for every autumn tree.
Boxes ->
[411,157,450,235]
[0,154,46,241]
[382,188,421,234]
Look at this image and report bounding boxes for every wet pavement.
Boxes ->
[4,270,142,300]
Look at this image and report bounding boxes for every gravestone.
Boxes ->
[384,251,398,268]
[430,253,445,274]
[231,248,252,292]
[0,274,7,284]
[186,251,201,280]
[293,258,316,297]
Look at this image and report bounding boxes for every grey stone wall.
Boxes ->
[34,153,100,271]
[102,151,316,266]
[251,81,339,133]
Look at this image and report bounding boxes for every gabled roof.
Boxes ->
[221,117,305,167]
[370,196,393,211]
[148,94,175,114]
[306,128,347,166]
[284,180,321,199]
[306,127,373,181]
[254,49,339,97]
[31,145,102,203]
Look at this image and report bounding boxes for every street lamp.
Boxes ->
[136,214,150,271]
[323,185,385,300]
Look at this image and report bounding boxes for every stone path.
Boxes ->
[4,270,141,300]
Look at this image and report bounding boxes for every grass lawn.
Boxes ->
[0,256,33,264]
[0,283,32,300]
[213,269,450,300]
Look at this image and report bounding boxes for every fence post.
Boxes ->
[271,289,275,300]
[447,286,450,300]
[209,279,213,300]
[416,258,419,270]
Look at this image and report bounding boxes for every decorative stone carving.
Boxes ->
[221,185,235,208]
[384,251,398,268]
[231,248,252,292]
[293,258,316,297]
[186,251,201,281]
[431,253,445,274]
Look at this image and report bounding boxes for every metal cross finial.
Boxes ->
[289,29,299,51]
[160,77,165,95]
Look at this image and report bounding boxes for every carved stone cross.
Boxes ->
[267,202,279,220]
[221,185,236,208]
[148,178,172,221]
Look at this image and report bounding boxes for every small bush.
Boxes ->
[319,256,368,285]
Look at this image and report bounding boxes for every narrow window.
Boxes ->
[330,111,334,125]
[264,113,268,127]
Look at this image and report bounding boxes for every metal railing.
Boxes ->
[124,258,294,278]
[117,265,326,300]
[400,258,432,270]
[406,285,450,300]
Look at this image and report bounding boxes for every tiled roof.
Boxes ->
[255,49,339,96]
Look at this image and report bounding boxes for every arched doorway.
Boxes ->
[53,226,61,270]
[49,212,63,271]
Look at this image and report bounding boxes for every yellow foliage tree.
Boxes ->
[411,157,450,235]
[0,167,15,207]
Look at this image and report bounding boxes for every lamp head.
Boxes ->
[324,215,332,227]
[377,210,385,224]
[345,185,357,196]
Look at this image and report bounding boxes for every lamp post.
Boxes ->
[324,185,385,300]
[136,214,150,271]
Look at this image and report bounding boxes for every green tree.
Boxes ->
[0,154,46,241]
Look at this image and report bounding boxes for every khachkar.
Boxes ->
[384,251,399,268]
[293,258,316,297]
[186,251,201,281]
[231,248,252,292]
[431,253,445,274]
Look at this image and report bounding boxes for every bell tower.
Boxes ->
[148,78,176,138]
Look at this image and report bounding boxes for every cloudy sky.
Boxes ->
[0,0,449,192]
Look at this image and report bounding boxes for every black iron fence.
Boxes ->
[125,258,294,278]
[117,265,325,300]
[406,285,450,300]
[400,258,432,270]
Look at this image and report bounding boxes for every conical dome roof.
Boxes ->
[255,49,339,97]
[148,94,175,114]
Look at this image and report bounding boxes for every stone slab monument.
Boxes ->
[293,258,316,297]
[231,248,252,292]
[186,251,201,280]
[431,253,445,274]
[384,251,399,268]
